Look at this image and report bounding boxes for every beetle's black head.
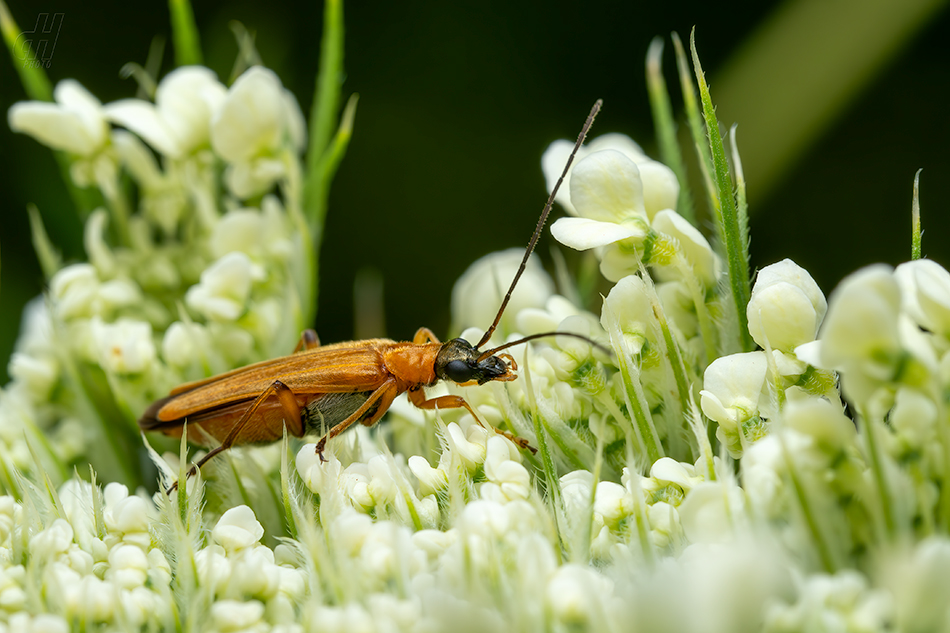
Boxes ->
[435,338,512,385]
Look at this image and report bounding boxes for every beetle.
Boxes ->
[139,100,603,489]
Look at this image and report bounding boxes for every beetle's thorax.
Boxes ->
[381,341,442,388]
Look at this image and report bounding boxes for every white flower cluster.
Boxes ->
[0,478,314,632]
[8,62,950,629]
[4,66,309,489]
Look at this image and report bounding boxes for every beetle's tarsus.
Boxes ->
[315,437,328,463]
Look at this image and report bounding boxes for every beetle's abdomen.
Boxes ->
[302,391,379,435]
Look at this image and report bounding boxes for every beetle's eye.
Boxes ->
[445,359,474,383]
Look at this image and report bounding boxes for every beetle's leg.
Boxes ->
[413,327,440,345]
[293,329,321,353]
[168,379,302,493]
[406,388,537,454]
[314,380,400,462]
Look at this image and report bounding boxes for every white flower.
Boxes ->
[803,264,937,404]
[593,480,630,528]
[700,352,769,456]
[103,483,151,536]
[106,544,149,590]
[195,545,232,595]
[185,252,260,321]
[482,436,531,502]
[211,202,294,262]
[600,274,656,355]
[211,66,306,198]
[546,564,616,626]
[550,151,649,252]
[747,259,826,352]
[161,320,212,369]
[451,248,554,337]
[408,455,448,497]
[228,545,281,599]
[889,387,938,450]
[885,537,950,631]
[782,397,858,456]
[5,613,70,633]
[29,519,73,560]
[895,258,950,337]
[49,264,100,320]
[677,481,745,543]
[649,458,705,495]
[649,209,719,287]
[444,423,488,472]
[766,571,893,633]
[210,599,265,632]
[295,444,344,495]
[90,317,156,375]
[560,470,594,516]
[8,352,59,402]
[105,66,227,158]
[542,133,677,218]
[8,80,108,156]
[212,505,265,552]
[550,150,713,285]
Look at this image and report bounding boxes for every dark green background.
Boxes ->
[2,1,949,383]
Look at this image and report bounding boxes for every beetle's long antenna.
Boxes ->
[477,330,613,362]
[475,99,603,350]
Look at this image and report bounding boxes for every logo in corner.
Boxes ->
[14,13,64,69]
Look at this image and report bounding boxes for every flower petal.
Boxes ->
[569,150,646,222]
[106,99,177,156]
[212,67,285,163]
[550,217,644,251]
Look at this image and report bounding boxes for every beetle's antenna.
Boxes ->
[477,330,613,362]
[475,99,603,350]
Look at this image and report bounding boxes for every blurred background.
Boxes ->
[1,0,948,382]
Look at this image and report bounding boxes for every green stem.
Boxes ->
[671,251,718,366]
[911,169,922,260]
[861,409,896,540]
[168,0,203,65]
[729,126,750,253]
[780,436,838,573]
[302,0,347,323]
[610,333,663,464]
[645,276,693,430]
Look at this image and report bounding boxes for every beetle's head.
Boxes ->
[435,338,517,385]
